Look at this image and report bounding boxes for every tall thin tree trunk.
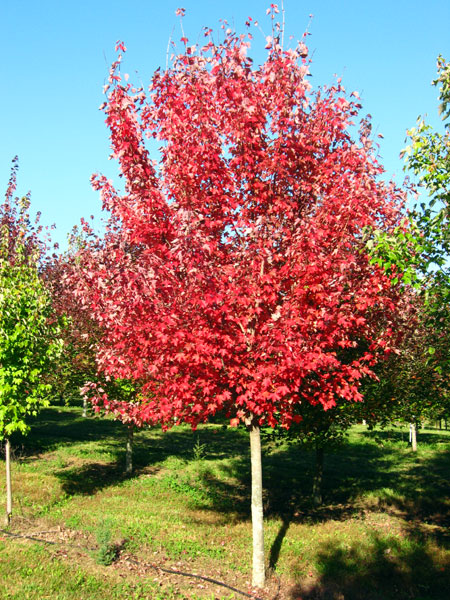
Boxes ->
[312,445,324,506]
[247,418,265,589]
[82,397,88,418]
[125,425,134,475]
[410,422,417,452]
[5,438,12,526]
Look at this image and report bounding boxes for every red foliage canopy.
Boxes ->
[72,26,405,429]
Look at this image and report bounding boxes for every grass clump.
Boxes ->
[93,518,117,566]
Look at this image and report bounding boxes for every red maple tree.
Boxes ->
[72,15,406,587]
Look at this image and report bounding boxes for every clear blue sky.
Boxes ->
[1,0,449,250]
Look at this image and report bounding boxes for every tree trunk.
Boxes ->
[82,396,88,418]
[312,445,324,506]
[5,438,12,526]
[125,425,134,475]
[410,422,417,452]
[247,418,265,589]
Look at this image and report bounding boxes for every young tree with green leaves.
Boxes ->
[402,55,450,294]
[0,159,62,525]
[370,56,450,294]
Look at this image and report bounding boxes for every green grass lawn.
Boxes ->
[1,406,449,599]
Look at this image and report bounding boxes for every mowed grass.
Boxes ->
[0,407,449,599]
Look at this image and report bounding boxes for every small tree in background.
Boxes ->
[48,245,144,473]
[403,57,450,437]
[0,158,62,525]
[81,377,144,475]
[366,57,450,445]
[265,400,356,506]
[44,233,100,412]
[362,296,450,449]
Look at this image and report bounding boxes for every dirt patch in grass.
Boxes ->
[0,531,287,599]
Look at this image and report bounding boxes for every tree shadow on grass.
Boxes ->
[55,461,132,496]
[8,407,252,498]
[288,528,450,600]
[52,427,249,497]
[191,433,450,575]
[9,407,125,456]
[361,428,450,447]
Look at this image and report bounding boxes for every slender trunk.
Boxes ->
[5,438,12,526]
[410,422,417,452]
[82,397,88,418]
[247,419,265,589]
[125,425,134,475]
[312,445,324,506]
